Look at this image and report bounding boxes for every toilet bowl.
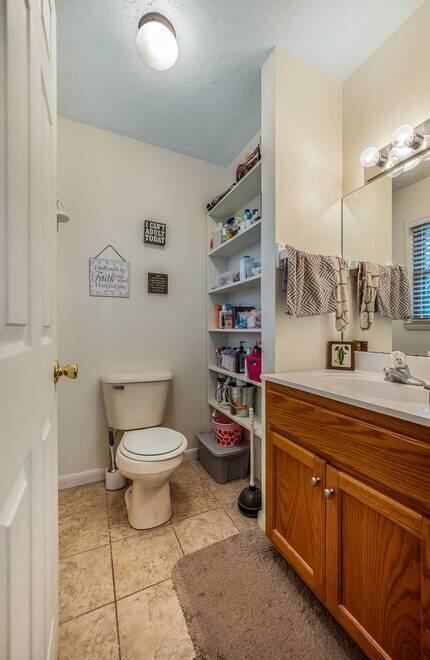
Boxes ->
[116,426,187,529]
[100,370,187,530]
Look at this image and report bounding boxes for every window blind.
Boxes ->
[412,220,430,319]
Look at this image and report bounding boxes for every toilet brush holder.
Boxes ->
[105,467,126,491]
[105,427,126,491]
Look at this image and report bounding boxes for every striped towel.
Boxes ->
[357,262,380,330]
[377,265,411,320]
[283,245,349,330]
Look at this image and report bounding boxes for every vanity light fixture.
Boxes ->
[391,124,424,150]
[136,13,178,71]
[359,146,386,169]
[385,145,414,169]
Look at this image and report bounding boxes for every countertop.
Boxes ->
[263,369,430,427]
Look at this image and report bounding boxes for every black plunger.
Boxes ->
[238,407,262,517]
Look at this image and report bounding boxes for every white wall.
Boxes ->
[342,175,393,352]
[261,48,343,373]
[392,176,430,355]
[342,0,430,360]
[57,118,225,479]
[343,1,430,195]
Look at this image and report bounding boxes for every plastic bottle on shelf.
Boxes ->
[214,304,222,329]
[235,341,247,374]
[224,304,233,329]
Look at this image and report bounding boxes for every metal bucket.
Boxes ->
[226,384,255,417]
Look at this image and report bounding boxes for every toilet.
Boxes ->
[101,371,187,529]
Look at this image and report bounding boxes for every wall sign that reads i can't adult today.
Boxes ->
[144,220,167,247]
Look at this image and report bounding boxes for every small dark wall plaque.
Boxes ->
[148,272,168,294]
[144,220,167,246]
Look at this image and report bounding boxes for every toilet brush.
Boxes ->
[105,427,126,491]
[238,407,262,517]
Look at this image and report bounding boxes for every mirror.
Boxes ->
[342,150,430,356]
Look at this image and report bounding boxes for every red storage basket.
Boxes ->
[212,415,242,447]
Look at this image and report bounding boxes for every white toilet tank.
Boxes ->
[101,371,173,430]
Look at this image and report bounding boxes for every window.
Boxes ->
[411,220,430,319]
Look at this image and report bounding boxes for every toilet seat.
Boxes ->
[119,427,187,462]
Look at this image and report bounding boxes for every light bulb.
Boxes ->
[388,166,404,178]
[360,146,384,168]
[392,124,424,149]
[403,157,420,172]
[136,13,178,71]
[420,137,430,161]
[386,146,414,169]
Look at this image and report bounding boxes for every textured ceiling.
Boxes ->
[57,0,423,165]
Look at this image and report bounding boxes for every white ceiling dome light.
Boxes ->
[136,13,178,71]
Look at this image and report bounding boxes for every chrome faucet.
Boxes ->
[383,351,426,387]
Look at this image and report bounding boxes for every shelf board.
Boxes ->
[208,161,261,219]
[208,398,262,437]
[208,328,262,334]
[208,220,261,258]
[209,274,261,295]
[208,365,262,387]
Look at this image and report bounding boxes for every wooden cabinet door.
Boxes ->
[266,430,326,598]
[326,466,430,659]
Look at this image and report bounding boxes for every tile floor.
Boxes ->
[58,460,258,659]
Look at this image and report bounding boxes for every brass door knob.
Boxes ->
[54,361,78,384]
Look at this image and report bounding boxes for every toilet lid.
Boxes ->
[122,427,184,457]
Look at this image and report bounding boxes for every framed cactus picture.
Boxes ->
[327,341,355,371]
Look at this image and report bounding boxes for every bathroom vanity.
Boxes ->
[265,370,430,659]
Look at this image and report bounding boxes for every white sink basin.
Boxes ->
[308,371,429,405]
[264,369,430,427]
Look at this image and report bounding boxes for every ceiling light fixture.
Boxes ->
[359,146,386,169]
[136,13,178,71]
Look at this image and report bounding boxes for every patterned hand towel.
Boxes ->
[377,265,411,320]
[357,262,380,330]
[330,256,350,331]
[283,245,349,330]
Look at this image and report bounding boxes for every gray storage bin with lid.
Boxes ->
[196,431,249,484]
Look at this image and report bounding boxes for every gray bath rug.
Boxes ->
[172,529,364,660]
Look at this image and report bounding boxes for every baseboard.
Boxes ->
[183,447,198,461]
[58,448,199,490]
[58,467,106,490]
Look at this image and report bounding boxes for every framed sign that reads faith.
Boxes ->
[144,220,167,247]
[89,245,130,298]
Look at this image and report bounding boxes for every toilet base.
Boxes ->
[125,480,172,530]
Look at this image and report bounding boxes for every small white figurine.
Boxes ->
[390,351,407,369]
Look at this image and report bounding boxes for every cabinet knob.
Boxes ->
[310,476,321,487]
[323,488,335,500]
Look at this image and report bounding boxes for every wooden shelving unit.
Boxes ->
[206,155,262,439]
[208,364,262,388]
[209,274,261,295]
[208,161,261,219]
[208,328,261,334]
[208,399,262,438]
[209,219,261,258]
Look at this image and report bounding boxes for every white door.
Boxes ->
[0,1,60,658]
